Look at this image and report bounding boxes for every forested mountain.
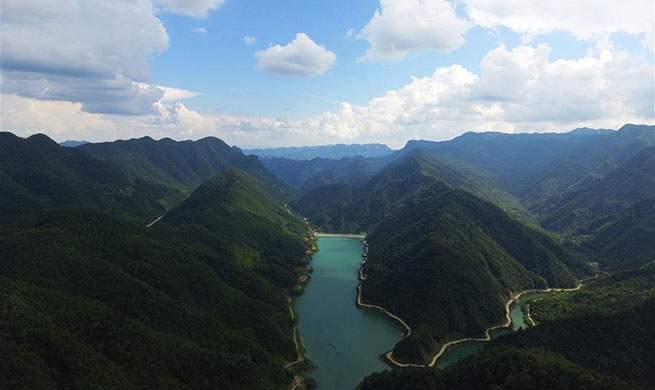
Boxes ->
[581,197,655,268]
[536,146,654,245]
[260,156,388,189]
[294,149,588,364]
[519,124,654,208]
[360,266,655,390]
[80,136,288,194]
[244,143,393,160]
[362,188,587,363]
[0,132,185,233]
[294,151,531,233]
[1,132,314,389]
[162,169,311,288]
[396,128,614,193]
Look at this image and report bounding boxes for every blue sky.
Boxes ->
[1,0,653,148]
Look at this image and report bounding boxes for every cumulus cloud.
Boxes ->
[192,27,208,33]
[2,42,652,147]
[358,0,470,62]
[464,0,654,49]
[241,35,258,45]
[0,0,222,116]
[157,86,201,102]
[157,0,226,17]
[255,33,336,76]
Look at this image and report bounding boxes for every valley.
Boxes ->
[1,124,653,390]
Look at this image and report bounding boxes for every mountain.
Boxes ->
[581,197,655,268]
[260,155,392,189]
[59,140,90,147]
[295,151,587,363]
[536,145,655,237]
[360,346,629,390]
[360,266,655,390]
[362,188,587,363]
[0,132,184,233]
[520,124,654,210]
[397,130,607,194]
[0,169,313,389]
[244,143,393,160]
[80,136,289,194]
[162,169,311,288]
[294,152,532,233]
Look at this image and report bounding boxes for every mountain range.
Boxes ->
[1,124,653,389]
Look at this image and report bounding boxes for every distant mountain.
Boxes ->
[293,152,532,233]
[244,143,393,160]
[582,197,655,269]
[0,132,184,233]
[520,124,654,209]
[59,140,90,147]
[537,145,655,236]
[260,155,391,189]
[80,136,290,194]
[1,168,313,389]
[398,129,616,194]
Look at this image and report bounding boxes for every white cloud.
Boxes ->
[0,0,223,116]
[192,27,208,33]
[464,0,654,49]
[357,0,470,62]
[156,0,226,18]
[2,44,652,148]
[254,33,336,77]
[345,28,354,39]
[157,86,201,102]
[241,35,258,45]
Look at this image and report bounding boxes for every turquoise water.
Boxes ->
[296,236,405,390]
[435,292,543,369]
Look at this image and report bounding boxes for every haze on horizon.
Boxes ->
[1,0,654,149]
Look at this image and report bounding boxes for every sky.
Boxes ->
[1,0,654,149]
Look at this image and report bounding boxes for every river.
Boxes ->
[295,236,405,389]
[435,292,543,369]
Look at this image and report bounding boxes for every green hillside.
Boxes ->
[362,189,587,363]
[294,152,531,233]
[80,136,290,194]
[0,132,185,233]
[537,146,655,236]
[360,266,655,390]
[0,168,312,389]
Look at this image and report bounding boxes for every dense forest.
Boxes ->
[362,187,587,363]
[0,134,313,389]
[360,266,655,389]
[1,124,653,389]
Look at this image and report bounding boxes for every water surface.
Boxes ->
[296,236,405,389]
[436,292,543,369]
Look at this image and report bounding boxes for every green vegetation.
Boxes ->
[360,267,655,390]
[530,264,655,323]
[363,188,587,363]
[80,135,291,194]
[359,346,629,390]
[0,132,185,233]
[537,146,655,238]
[294,152,532,233]
[1,132,313,389]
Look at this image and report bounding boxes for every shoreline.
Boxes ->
[356,241,598,368]
[355,239,412,337]
[315,232,366,238]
